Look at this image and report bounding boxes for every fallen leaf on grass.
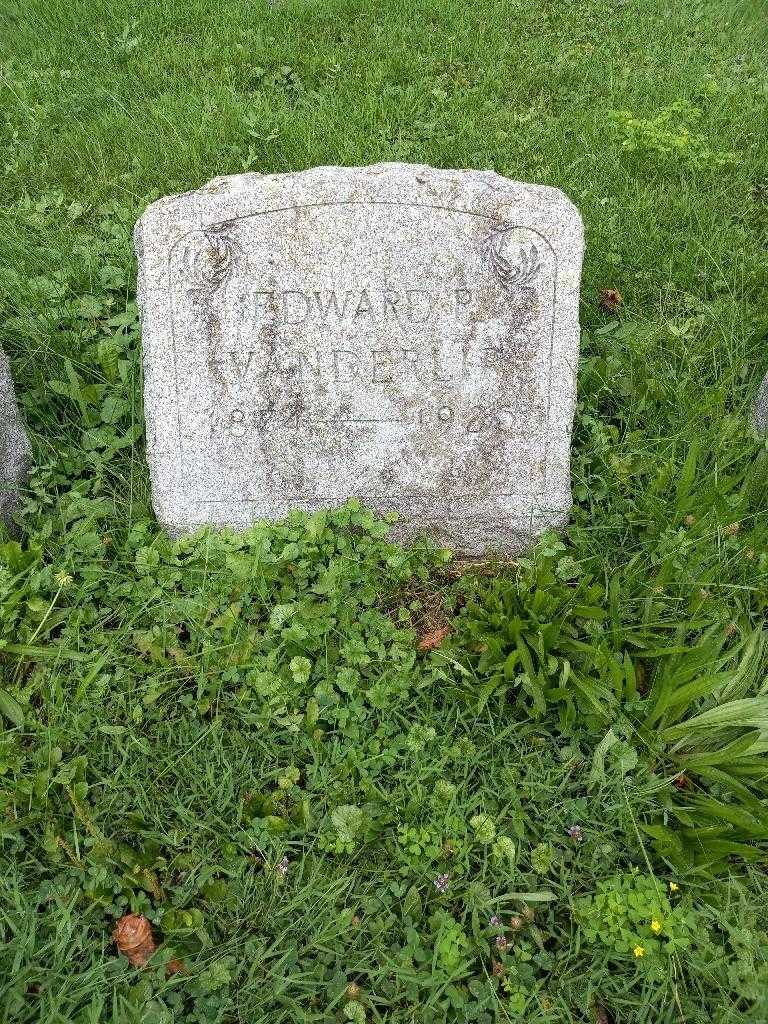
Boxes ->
[599,288,623,312]
[417,624,451,651]
[594,1003,613,1024]
[113,913,157,967]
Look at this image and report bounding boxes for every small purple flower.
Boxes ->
[567,824,584,843]
[276,855,290,877]
[489,914,501,928]
[434,873,450,894]
[495,935,508,951]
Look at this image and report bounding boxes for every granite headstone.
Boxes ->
[753,372,768,435]
[135,163,583,554]
[0,347,30,531]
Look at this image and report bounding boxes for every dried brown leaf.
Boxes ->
[594,1003,613,1024]
[417,624,451,651]
[113,914,157,967]
[599,288,623,313]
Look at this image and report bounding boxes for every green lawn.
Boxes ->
[2,1,768,1021]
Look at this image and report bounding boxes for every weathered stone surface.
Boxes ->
[0,347,31,531]
[135,163,583,554]
[753,372,768,434]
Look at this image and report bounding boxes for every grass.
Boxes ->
[1,0,768,1021]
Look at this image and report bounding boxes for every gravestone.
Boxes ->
[0,347,31,531]
[135,163,583,554]
[753,372,768,435]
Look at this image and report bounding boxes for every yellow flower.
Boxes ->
[669,882,679,893]
[634,946,645,958]
[651,919,662,934]
[54,570,73,589]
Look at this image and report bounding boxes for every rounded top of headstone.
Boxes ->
[136,163,583,242]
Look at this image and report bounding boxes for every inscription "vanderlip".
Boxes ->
[209,342,528,386]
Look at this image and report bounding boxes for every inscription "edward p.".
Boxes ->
[246,286,473,326]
